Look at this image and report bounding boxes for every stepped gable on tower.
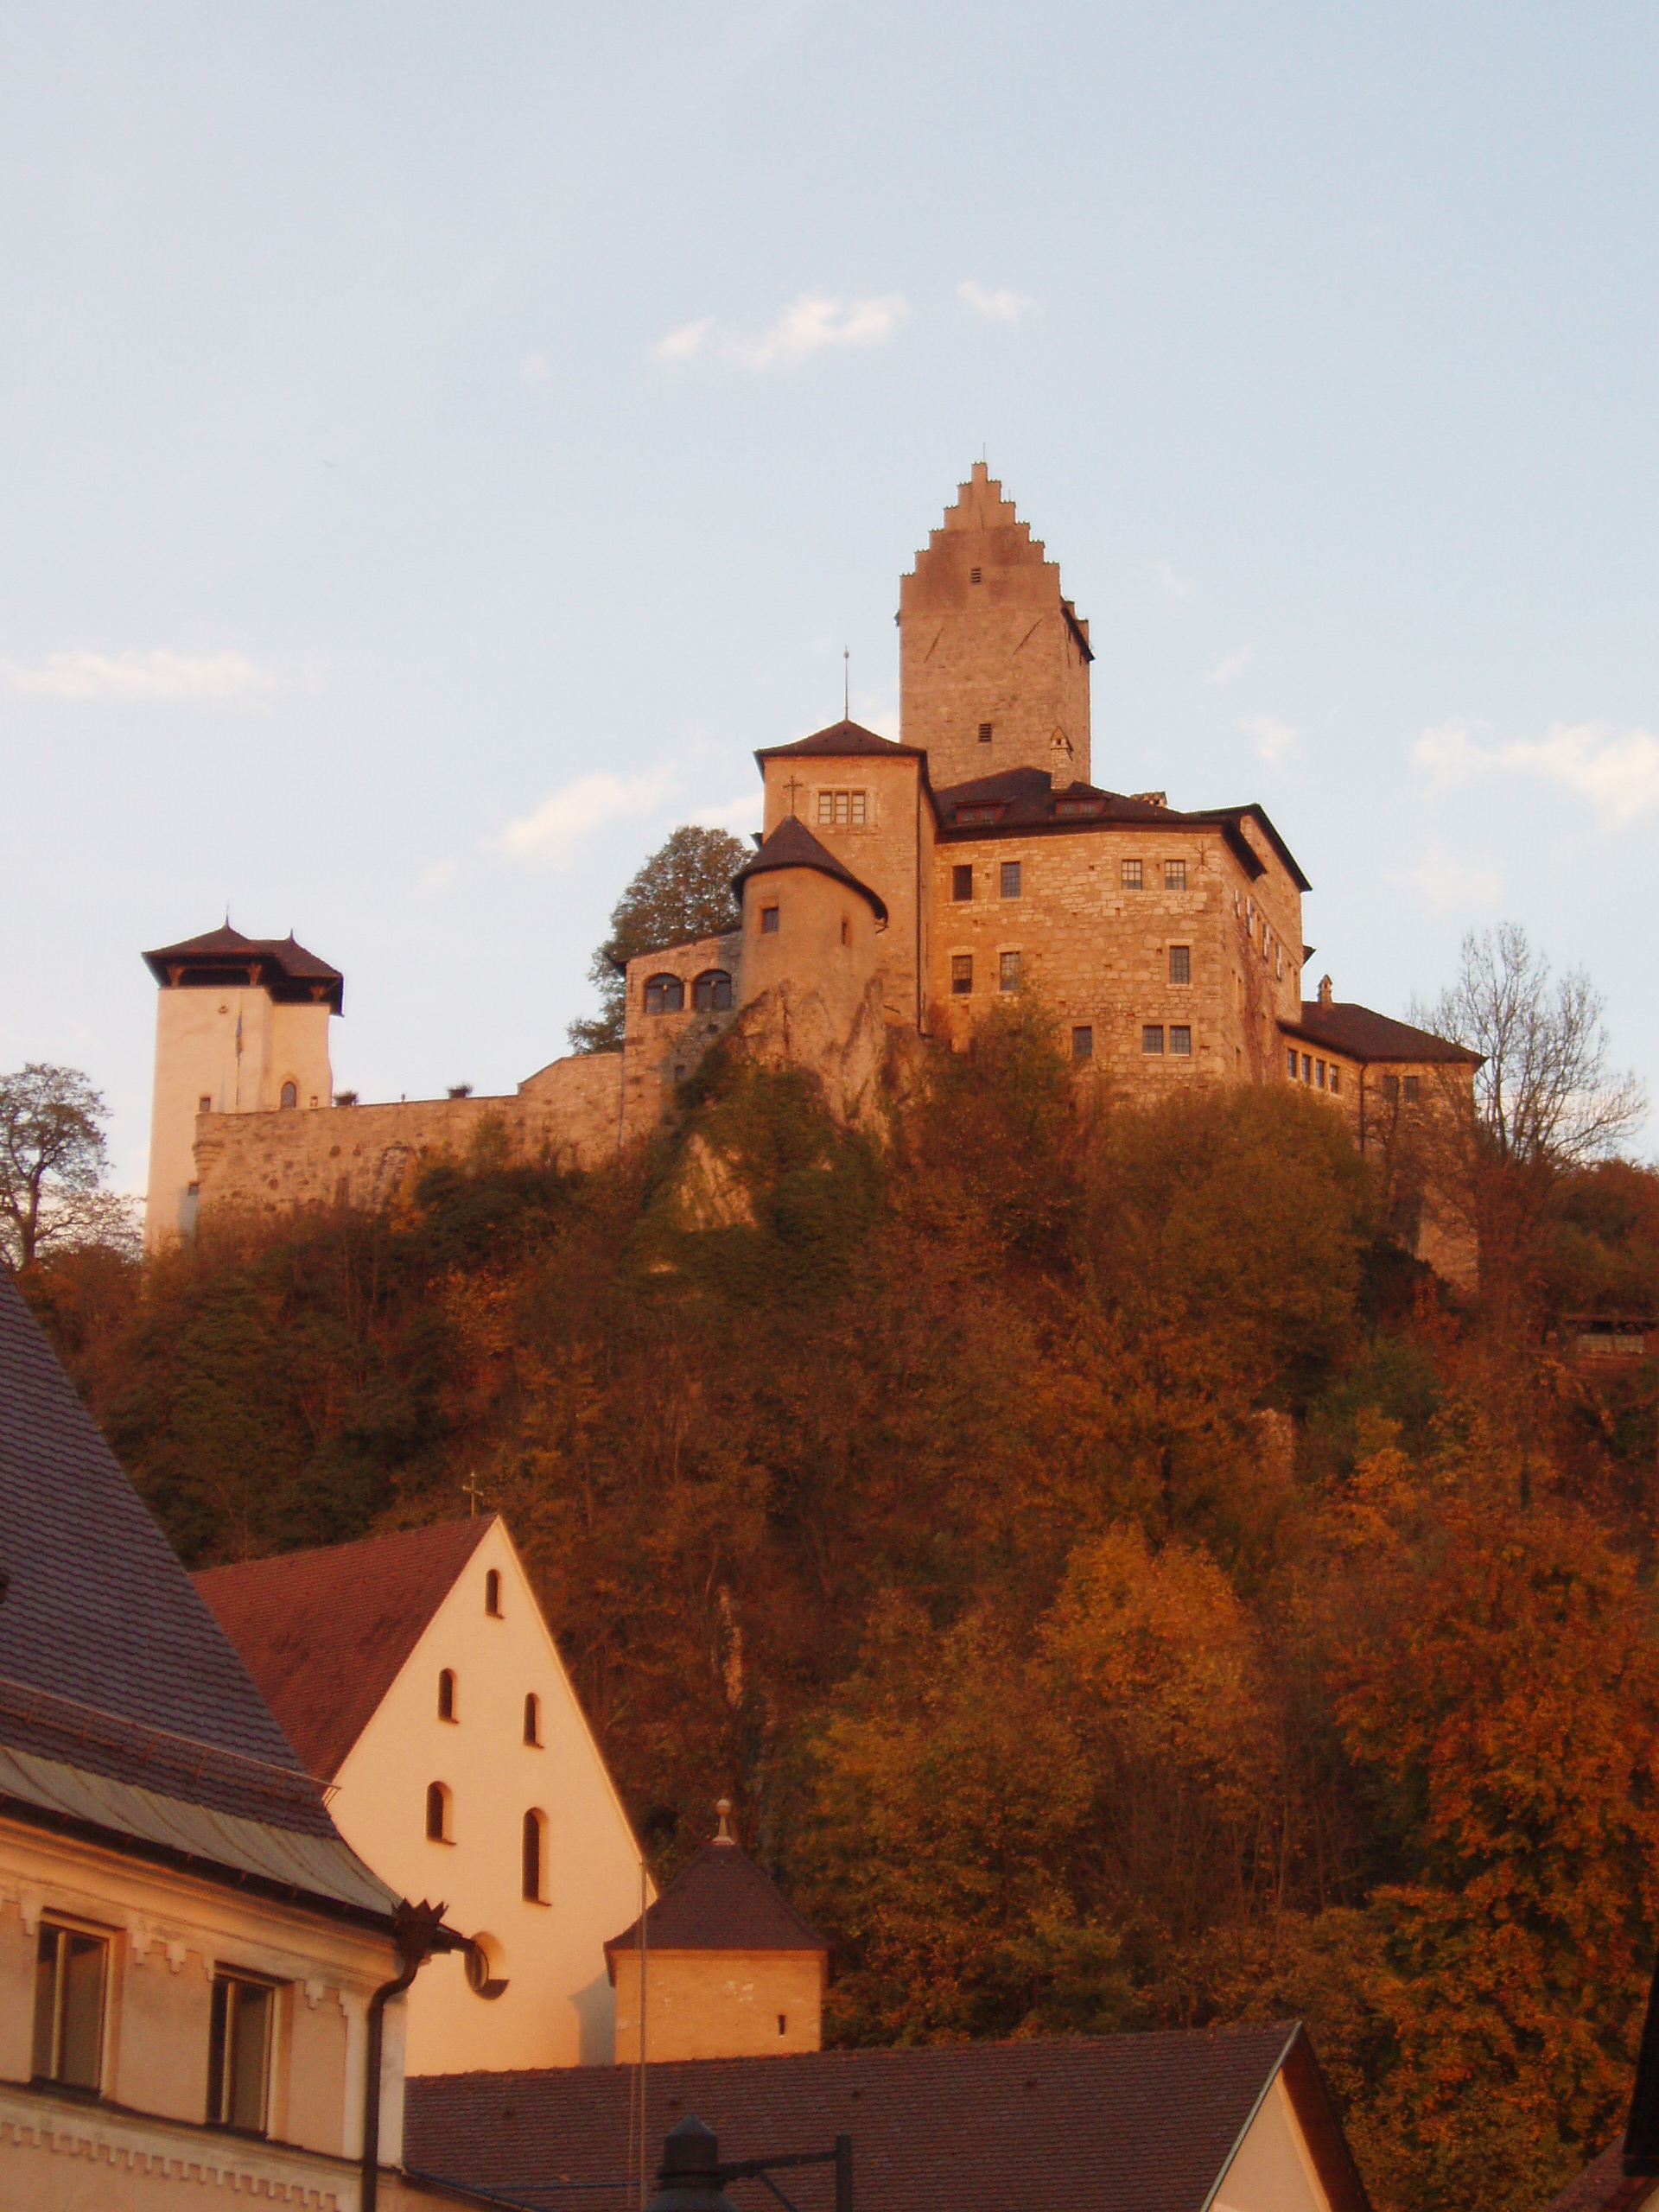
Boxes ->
[900,461,1093,791]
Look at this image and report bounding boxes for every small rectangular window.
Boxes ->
[977,721,994,744]
[970,566,982,584]
[207,1974,274,2134]
[836,791,850,824]
[33,1923,108,2093]
[760,906,779,935]
[1316,1059,1326,1090]
[999,950,1020,993]
[1169,944,1191,985]
[1001,861,1021,899]
[1287,1048,1298,1080]
[817,791,833,825]
[1122,858,1143,891]
[1330,1066,1341,1096]
[1383,1074,1401,1104]
[1301,1055,1312,1082]
[198,1094,212,1114]
[951,955,973,996]
[850,791,867,824]
[1165,860,1186,891]
[951,864,974,901]
[1403,1075,1420,1103]
[1072,1026,1093,1062]
[1142,1026,1165,1055]
[1169,1026,1192,1057]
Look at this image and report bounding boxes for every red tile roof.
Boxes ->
[755,720,925,761]
[731,817,888,925]
[406,2023,1372,2212]
[604,1840,828,1971]
[193,1518,495,1780]
[1281,1001,1484,1067]
[143,925,344,1013]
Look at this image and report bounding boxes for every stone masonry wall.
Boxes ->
[194,1050,624,1223]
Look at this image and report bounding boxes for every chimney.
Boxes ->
[1319,974,1333,1007]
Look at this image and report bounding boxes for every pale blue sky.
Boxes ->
[3,3,1657,1190]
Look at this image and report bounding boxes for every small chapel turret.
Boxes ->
[899,461,1093,791]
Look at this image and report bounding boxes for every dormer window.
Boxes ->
[485,1569,501,1618]
[955,804,1005,826]
[1055,798,1102,819]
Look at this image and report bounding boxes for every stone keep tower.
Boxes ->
[899,461,1093,791]
[143,925,342,1250]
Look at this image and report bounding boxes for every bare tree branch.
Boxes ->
[0,1063,138,1268]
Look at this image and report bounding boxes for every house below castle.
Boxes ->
[143,466,1479,1278]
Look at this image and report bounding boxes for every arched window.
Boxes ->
[692,970,733,1013]
[644,975,685,1015]
[437,1669,456,1722]
[523,1692,541,1746]
[522,1808,548,1903]
[425,1783,451,1843]
[484,1569,501,1618]
[279,1080,298,1109]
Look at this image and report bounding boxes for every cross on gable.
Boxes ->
[781,773,807,817]
[462,1471,484,1516]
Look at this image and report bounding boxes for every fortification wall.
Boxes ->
[194,1052,623,1223]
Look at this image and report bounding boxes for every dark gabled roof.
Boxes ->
[406,2023,1372,2212]
[929,771,1304,886]
[755,719,925,763]
[1541,2145,1655,2212]
[604,1840,828,1971]
[1281,1001,1484,1068]
[143,925,344,1014]
[194,1517,496,1781]
[731,817,888,925]
[0,1272,306,1783]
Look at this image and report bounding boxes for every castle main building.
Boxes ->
[143,467,1478,1266]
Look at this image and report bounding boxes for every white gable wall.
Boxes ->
[328,1518,649,2072]
[1212,2068,1334,2212]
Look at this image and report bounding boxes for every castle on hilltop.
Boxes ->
[143,465,1478,1275]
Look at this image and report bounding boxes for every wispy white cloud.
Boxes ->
[521,353,549,383]
[1153,558,1194,604]
[0,649,273,702]
[420,858,458,895]
[1385,842,1502,912]
[1413,716,1659,827]
[658,293,906,372]
[1243,713,1294,764]
[1205,645,1253,685]
[957,279,1034,326]
[493,766,682,867]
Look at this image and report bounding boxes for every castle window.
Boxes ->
[955,804,1005,825]
[1383,1074,1400,1104]
[952,865,974,902]
[207,1973,274,2135]
[692,971,733,1012]
[1072,1027,1093,1062]
[199,1095,212,1114]
[1302,1055,1313,1083]
[1316,1059,1326,1089]
[279,1081,297,1109]
[426,1783,452,1843]
[1122,859,1143,891]
[977,721,994,744]
[645,976,685,1014]
[817,790,868,826]
[524,1693,541,1746]
[485,1569,502,1618]
[1169,945,1191,985]
[1170,1027,1192,1057]
[1142,1026,1165,1055]
[522,1809,549,1904]
[1001,861,1021,899]
[760,906,780,935]
[999,951,1021,993]
[437,1669,456,1722]
[1404,1075,1421,1103]
[1330,1066,1342,1096]
[951,956,973,996]
[1165,860,1186,891]
[970,566,982,584]
[779,2014,788,2035]
[31,1923,108,2092]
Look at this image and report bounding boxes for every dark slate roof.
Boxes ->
[406,2024,1372,2212]
[0,1271,305,1780]
[604,1840,828,1969]
[755,719,925,762]
[143,924,344,1013]
[1541,2145,1656,2212]
[731,817,889,925]
[194,1517,496,1780]
[930,772,1311,890]
[1281,1001,1484,1067]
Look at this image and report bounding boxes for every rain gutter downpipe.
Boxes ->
[363,1899,465,2212]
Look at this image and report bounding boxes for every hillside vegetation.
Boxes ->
[23,1001,1659,2212]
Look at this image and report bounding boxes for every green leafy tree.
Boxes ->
[568,824,750,1053]
[0,1062,136,1269]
